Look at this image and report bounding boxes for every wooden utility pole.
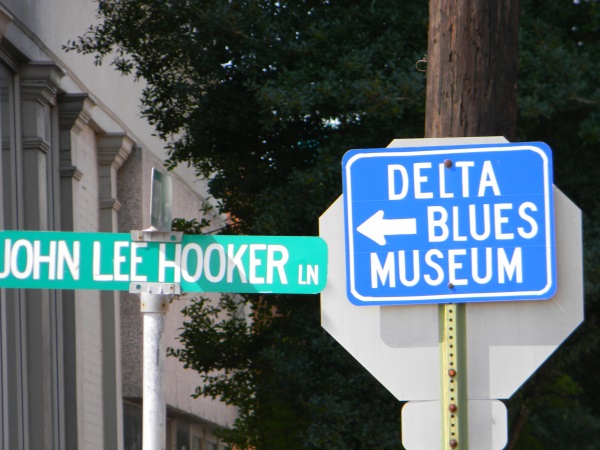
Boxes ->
[424,1,520,448]
[426,0,520,140]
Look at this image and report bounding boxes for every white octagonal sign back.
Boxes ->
[319,138,583,402]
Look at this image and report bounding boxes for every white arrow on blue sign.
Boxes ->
[342,142,557,305]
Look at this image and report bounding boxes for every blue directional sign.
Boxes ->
[342,142,557,305]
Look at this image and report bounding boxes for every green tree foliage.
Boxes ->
[67,0,427,236]
[507,0,600,448]
[67,1,428,448]
[67,0,600,448]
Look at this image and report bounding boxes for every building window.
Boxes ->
[123,402,143,450]
[176,419,191,449]
[191,436,202,450]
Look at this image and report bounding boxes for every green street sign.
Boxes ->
[0,231,328,294]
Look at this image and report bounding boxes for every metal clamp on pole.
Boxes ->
[131,227,183,243]
[130,282,181,294]
[130,282,181,313]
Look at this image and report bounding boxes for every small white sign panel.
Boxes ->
[150,168,173,231]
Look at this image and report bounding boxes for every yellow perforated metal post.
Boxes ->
[440,303,468,449]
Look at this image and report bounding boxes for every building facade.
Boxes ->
[0,1,236,449]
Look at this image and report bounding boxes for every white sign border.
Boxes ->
[343,143,555,304]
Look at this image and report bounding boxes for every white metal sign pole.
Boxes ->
[141,291,170,450]
[134,168,181,450]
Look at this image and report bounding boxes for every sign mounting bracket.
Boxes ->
[131,227,183,243]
